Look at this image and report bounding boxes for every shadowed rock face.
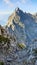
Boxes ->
[7,7,37,45]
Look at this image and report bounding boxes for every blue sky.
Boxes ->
[0,0,37,25]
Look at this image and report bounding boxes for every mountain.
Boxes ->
[0,8,37,65]
[6,7,37,45]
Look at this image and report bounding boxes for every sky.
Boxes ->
[0,0,37,25]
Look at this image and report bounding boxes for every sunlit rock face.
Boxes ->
[7,7,37,45]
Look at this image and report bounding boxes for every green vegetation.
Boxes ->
[0,35,10,53]
[17,43,26,49]
[0,35,10,49]
[0,35,10,43]
[33,48,37,54]
[1,28,4,35]
[0,62,4,65]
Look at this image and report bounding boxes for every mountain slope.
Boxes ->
[6,7,37,45]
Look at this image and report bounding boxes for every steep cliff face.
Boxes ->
[7,7,37,45]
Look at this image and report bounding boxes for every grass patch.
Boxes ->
[17,43,26,49]
[0,61,4,65]
[0,35,10,43]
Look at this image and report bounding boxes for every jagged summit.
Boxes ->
[15,7,22,12]
[15,7,20,11]
[14,7,25,15]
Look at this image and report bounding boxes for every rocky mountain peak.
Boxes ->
[14,7,24,15]
[15,7,20,12]
[7,7,37,45]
